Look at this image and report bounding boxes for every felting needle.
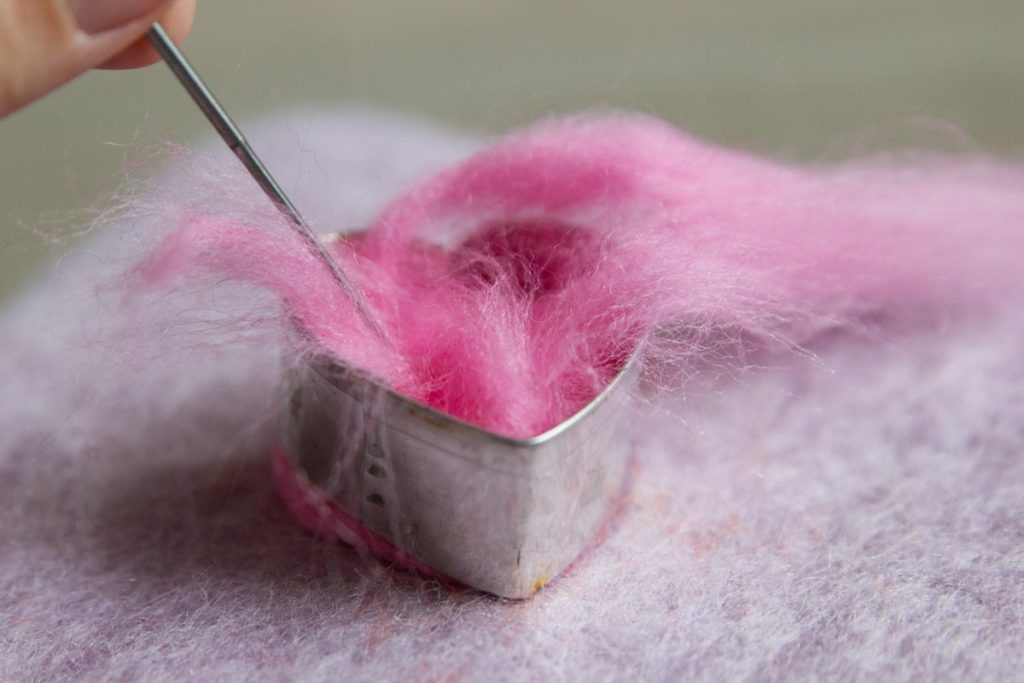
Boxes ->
[145,22,389,343]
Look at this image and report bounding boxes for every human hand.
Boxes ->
[0,0,196,117]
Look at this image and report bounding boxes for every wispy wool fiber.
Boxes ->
[1,109,1023,681]
[141,114,1024,437]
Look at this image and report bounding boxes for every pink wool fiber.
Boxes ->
[6,109,1024,681]
[140,115,1024,437]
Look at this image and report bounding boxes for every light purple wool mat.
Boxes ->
[2,109,1022,682]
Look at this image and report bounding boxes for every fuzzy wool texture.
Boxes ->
[2,108,1024,681]
[140,115,1024,437]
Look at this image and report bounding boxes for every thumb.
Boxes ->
[0,0,174,117]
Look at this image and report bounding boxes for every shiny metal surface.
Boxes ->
[282,348,638,598]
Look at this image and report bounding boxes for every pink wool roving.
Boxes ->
[139,115,1024,437]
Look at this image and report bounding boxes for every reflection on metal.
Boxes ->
[283,338,638,599]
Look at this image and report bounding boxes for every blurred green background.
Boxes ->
[2,1,1022,302]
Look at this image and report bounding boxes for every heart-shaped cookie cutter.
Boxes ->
[277,338,638,599]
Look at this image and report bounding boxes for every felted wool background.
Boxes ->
[2,108,1023,682]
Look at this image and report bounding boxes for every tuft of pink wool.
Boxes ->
[139,114,1024,437]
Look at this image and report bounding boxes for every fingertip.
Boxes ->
[99,0,196,70]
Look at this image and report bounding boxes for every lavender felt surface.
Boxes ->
[2,109,1022,682]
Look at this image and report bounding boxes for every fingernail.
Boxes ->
[66,0,168,34]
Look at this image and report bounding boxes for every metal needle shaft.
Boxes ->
[145,23,388,343]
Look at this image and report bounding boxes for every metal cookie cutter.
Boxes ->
[277,337,639,599]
